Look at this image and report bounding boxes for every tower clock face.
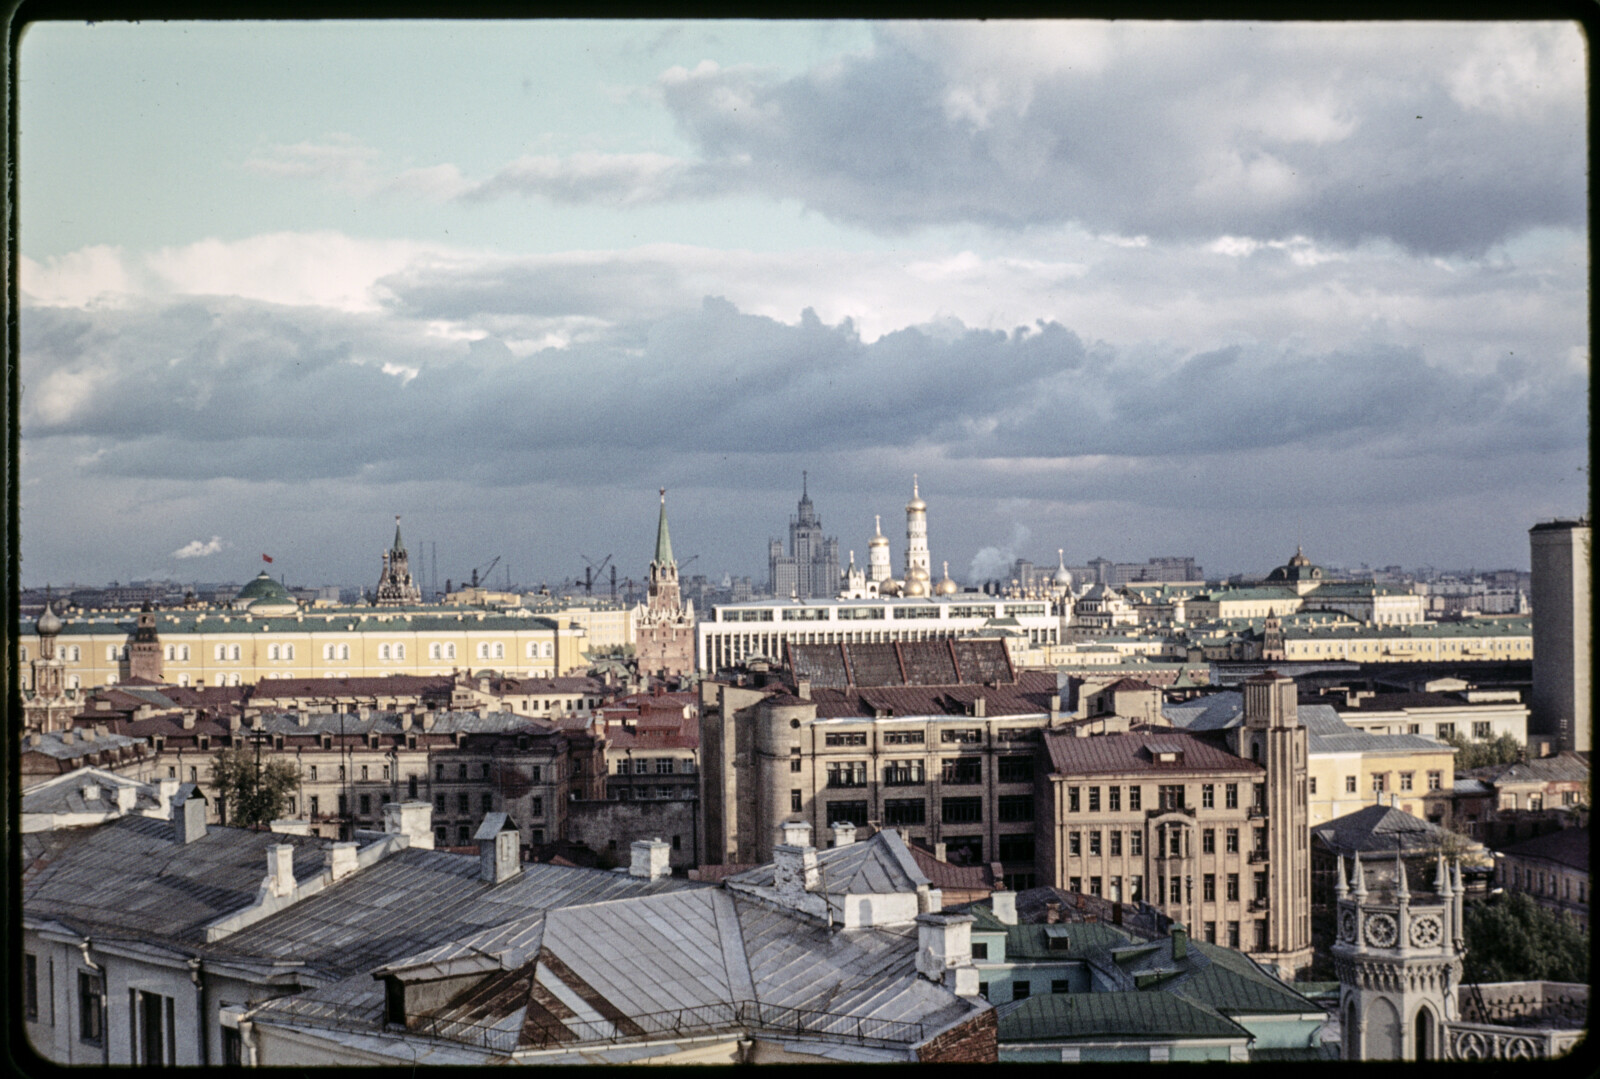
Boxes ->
[1410,915,1443,947]
[1338,908,1357,941]
[1364,913,1398,948]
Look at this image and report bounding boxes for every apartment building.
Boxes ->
[1040,674,1313,976]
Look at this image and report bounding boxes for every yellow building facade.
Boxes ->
[18,605,589,693]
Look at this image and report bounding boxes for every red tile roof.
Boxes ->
[1043,727,1260,778]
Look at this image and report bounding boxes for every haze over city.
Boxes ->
[17,20,1588,588]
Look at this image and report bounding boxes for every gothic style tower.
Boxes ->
[1334,849,1464,1060]
[128,601,164,682]
[1235,672,1313,974]
[375,516,423,606]
[868,515,892,585]
[637,489,694,678]
[25,598,75,732]
[903,476,931,597]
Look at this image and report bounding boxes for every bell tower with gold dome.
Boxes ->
[903,476,932,597]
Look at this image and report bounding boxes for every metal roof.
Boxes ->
[997,990,1247,1042]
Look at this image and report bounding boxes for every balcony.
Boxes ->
[1249,897,1270,912]
[1248,849,1269,864]
[1247,806,1267,820]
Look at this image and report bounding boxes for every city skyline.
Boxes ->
[18,20,1588,588]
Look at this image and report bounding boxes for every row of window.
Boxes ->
[1327,770,1444,795]
[818,755,1034,787]
[615,758,694,775]
[1066,825,1265,858]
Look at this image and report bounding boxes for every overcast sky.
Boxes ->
[17,20,1588,591]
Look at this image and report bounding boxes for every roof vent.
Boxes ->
[476,813,521,884]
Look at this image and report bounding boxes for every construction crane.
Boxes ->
[468,555,501,589]
[580,554,612,597]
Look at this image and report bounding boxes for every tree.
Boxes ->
[209,747,301,829]
[1463,891,1589,984]
[1443,732,1525,770]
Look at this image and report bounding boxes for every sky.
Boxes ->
[16,19,1590,592]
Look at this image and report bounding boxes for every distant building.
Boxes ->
[373,517,423,606]
[767,473,840,599]
[1529,517,1591,752]
[1494,826,1589,931]
[634,490,695,679]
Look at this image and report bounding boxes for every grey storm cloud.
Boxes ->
[640,25,1584,256]
[21,287,1585,497]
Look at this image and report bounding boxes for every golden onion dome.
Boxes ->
[904,579,930,597]
[906,475,927,513]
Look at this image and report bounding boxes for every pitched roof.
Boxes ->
[1468,752,1590,786]
[1498,827,1589,871]
[1310,803,1462,855]
[788,638,1017,690]
[1044,728,1259,778]
[808,669,1062,721]
[726,829,929,898]
[997,990,1247,1042]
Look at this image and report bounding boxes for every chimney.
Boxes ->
[325,841,359,881]
[174,786,208,844]
[182,714,196,730]
[157,776,180,814]
[295,712,309,728]
[81,782,100,801]
[400,713,413,731]
[991,890,1018,926]
[267,844,296,896]
[81,726,96,741]
[1171,922,1188,961]
[629,838,672,880]
[915,913,979,996]
[381,801,435,850]
[795,679,811,700]
[226,715,241,732]
[250,715,263,731]
[421,711,436,730]
[1049,693,1061,720]
[476,813,521,884]
[1046,901,1062,925]
[60,730,75,745]
[973,696,986,718]
[934,842,948,862]
[773,830,820,899]
[779,819,814,849]
[832,821,857,847]
[115,784,137,812]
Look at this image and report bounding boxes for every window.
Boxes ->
[1254,920,1269,951]
[1088,830,1102,855]
[1254,871,1268,900]
[884,730,925,745]
[1224,783,1238,809]
[458,825,471,844]
[133,989,175,1066]
[830,800,869,826]
[1110,876,1122,901]
[1202,784,1215,809]
[943,798,983,824]
[1110,831,1122,856]
[884,798,926,825]
[79,973,103,1045]
[360,765,369,781]
[491,642,502,659]
[998,795,1034,822]
[1158,785,1184,810]
[656,758,676,775]
[430,643,441,660]
[1170,877,1183,904]
[457,793,469,812]
[998,756,1033,783]
[359,794,371,815]
[1108,786,1122,812]
[1226,873,1239,900]
[1309,776,1317,795]
[790,753,803,773]
[1426,770,1443,791]
[1228,921,1240,948]
[268,644,280,661]
[972,942,989,960]
[1345,775,1357,794]
[1437,722,1456,740]
[1088,786,1101,812]
[1202,828,1215,854]
[1130,875,1142,901]
[1129,832,1143,856]
[1204,873,1216,901]
[941,728,982,744]
[283,645,294,660]
[1069,831,1082,856]
[941,758,982,785]
[1226,828,1239,853]
[1068,787,1080,813]
[791,789,802,812]
[998,833,1035,862]
[884,760,925,785]
[1400,772,1414,792]
[457,763,468,780]
[826,761,868,788]
[1052,979,1070,994]
[1012,980,1031,1001]
[1372,773,1386,793]
[310,795,320,817]
[1127,786,1142,811]
[1473,721,1491,740]
[824,732,867,747]
[24,953,38,1021]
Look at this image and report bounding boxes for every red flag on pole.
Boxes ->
[262,553,274,563]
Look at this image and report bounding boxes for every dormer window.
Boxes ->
[196,735,209,751]
[321,734,333,750]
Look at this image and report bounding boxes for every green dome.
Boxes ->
[235,571,297,613]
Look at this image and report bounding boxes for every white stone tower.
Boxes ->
[1334,849,1464,1061]
[868,515,892,584]
[903,476,931,597]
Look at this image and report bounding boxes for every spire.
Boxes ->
[1335,854,1349,899]
[654,489,675,566]
[1352,851,1368,899]
[1434,851,1451,896]
[1394,843,1410,901]
[392,514,404,554]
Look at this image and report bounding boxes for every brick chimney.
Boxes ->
[381,801,434,850]
[267,844,296,896]
[115,784,137,812]
[629,838,672,880]
[174,785,208,844]
[915,913,979,996]
[991,890,1017,926]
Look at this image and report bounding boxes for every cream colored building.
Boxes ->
[1260,614,1532,664]
[17,603,588,693]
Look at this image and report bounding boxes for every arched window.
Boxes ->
[379,644,391,660]
[323,643,335,660]
[338,643,350,660]
[67,674,80,689]
[230,644,241,660]
[394,643,406,660]
[179,645,190,661]
[68,645,81,662]
[283,644,294,660]
[542,642,553,658]
[165,645,175,661]
[177,673,190,686]
[268,644,280,660]
[526,641,538,658]
[477,642,489,659]
[492,642,504,659]
[216,644,228,661]
[229,673,241,686]
[429,643,441,660]
[216,673,227,686]
[445,642,456,659]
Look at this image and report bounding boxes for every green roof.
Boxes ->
[998,991,1247,1043]
[654,490,674,566]
[235,571,293,604]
